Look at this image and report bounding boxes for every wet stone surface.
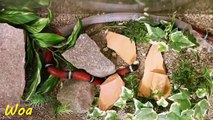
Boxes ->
[62,34,116,78]
[0,23,25,112]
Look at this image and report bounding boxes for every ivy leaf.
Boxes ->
[168,88,190,101]
[134,98,144,114]
[104,110,119,120]
[203,67,213,95]
[169,103,180,115]
[180,109,194,120]
[114,98,126,109]
[144,23,166,42]
[157,97,168,107]
[167,112,181,120]
[87,107,106,119]
[157,42,169,52]
[134,108,158,120]
[134,98,153,114]
[160,20,174,34]
[169,31,195,52]
[120,87,134,100]
[183,30,199,47]
[24,50,42,101]
[125,113,134,120]
[32,33,65,48]
[37,75,59,94]
[114,87,133,109]
[194,99,209,120]
[0,9,39,24]
[168,89,191,111]
[157,113,167,120]
[196,88,207,98]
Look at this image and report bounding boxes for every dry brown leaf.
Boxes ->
[106,31,137,65]
[138,45,171,99]
[98,73,124,111]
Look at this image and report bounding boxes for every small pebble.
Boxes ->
[142,53,146,56]
[112,52,117,57]
[103,47,109,52]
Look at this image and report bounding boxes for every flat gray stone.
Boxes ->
[0,23,25,112]
[57,80,95,114]
[63,34,116,78]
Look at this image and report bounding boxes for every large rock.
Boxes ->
[63,34,116,77]
[57,80,95,114]
[0,23,25,112]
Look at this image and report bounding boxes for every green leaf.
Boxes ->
[26,35,34,66]
[66,18,82,47]
[37,75,59,94]
[32,33,65,48]
[24,50,42,101]
[120,87,134,100]
[29,94,47,107]
[124,74,138,97]
[157,42,169,52]
[168,88,190,101]
[134,98,144,114]
[121,21,148,43]
[144,23,166,42]
[134,99,153,114]
[183,30,199,47]
[203,67,213,95]
[169,31,195,52]
[0,9,39,24]
[157,97,168,107]
[180,109,194,120]
[87,107,106,119]
[47,8,54,22]
[114,87,133,109]
[104,110,119,120]
[160,20,174,34]
[169,103,180,115]
[125,113,134,120]
[25,18,49,33]
[38,0,51,6]
[57,19,82,51]
[194,99,209,120]
[167,112,181,120]
[114,98,126,109]
[196,88,207,98]
[134,108,158,120]
[176,99,191,111]
[25,9,53,33]
[168,89,191,111]
[55,103,72,116]
[157,113,167,120]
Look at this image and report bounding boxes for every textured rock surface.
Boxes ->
[0,23,25,112]
[57,80,95,114]
[63,34,116,77]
